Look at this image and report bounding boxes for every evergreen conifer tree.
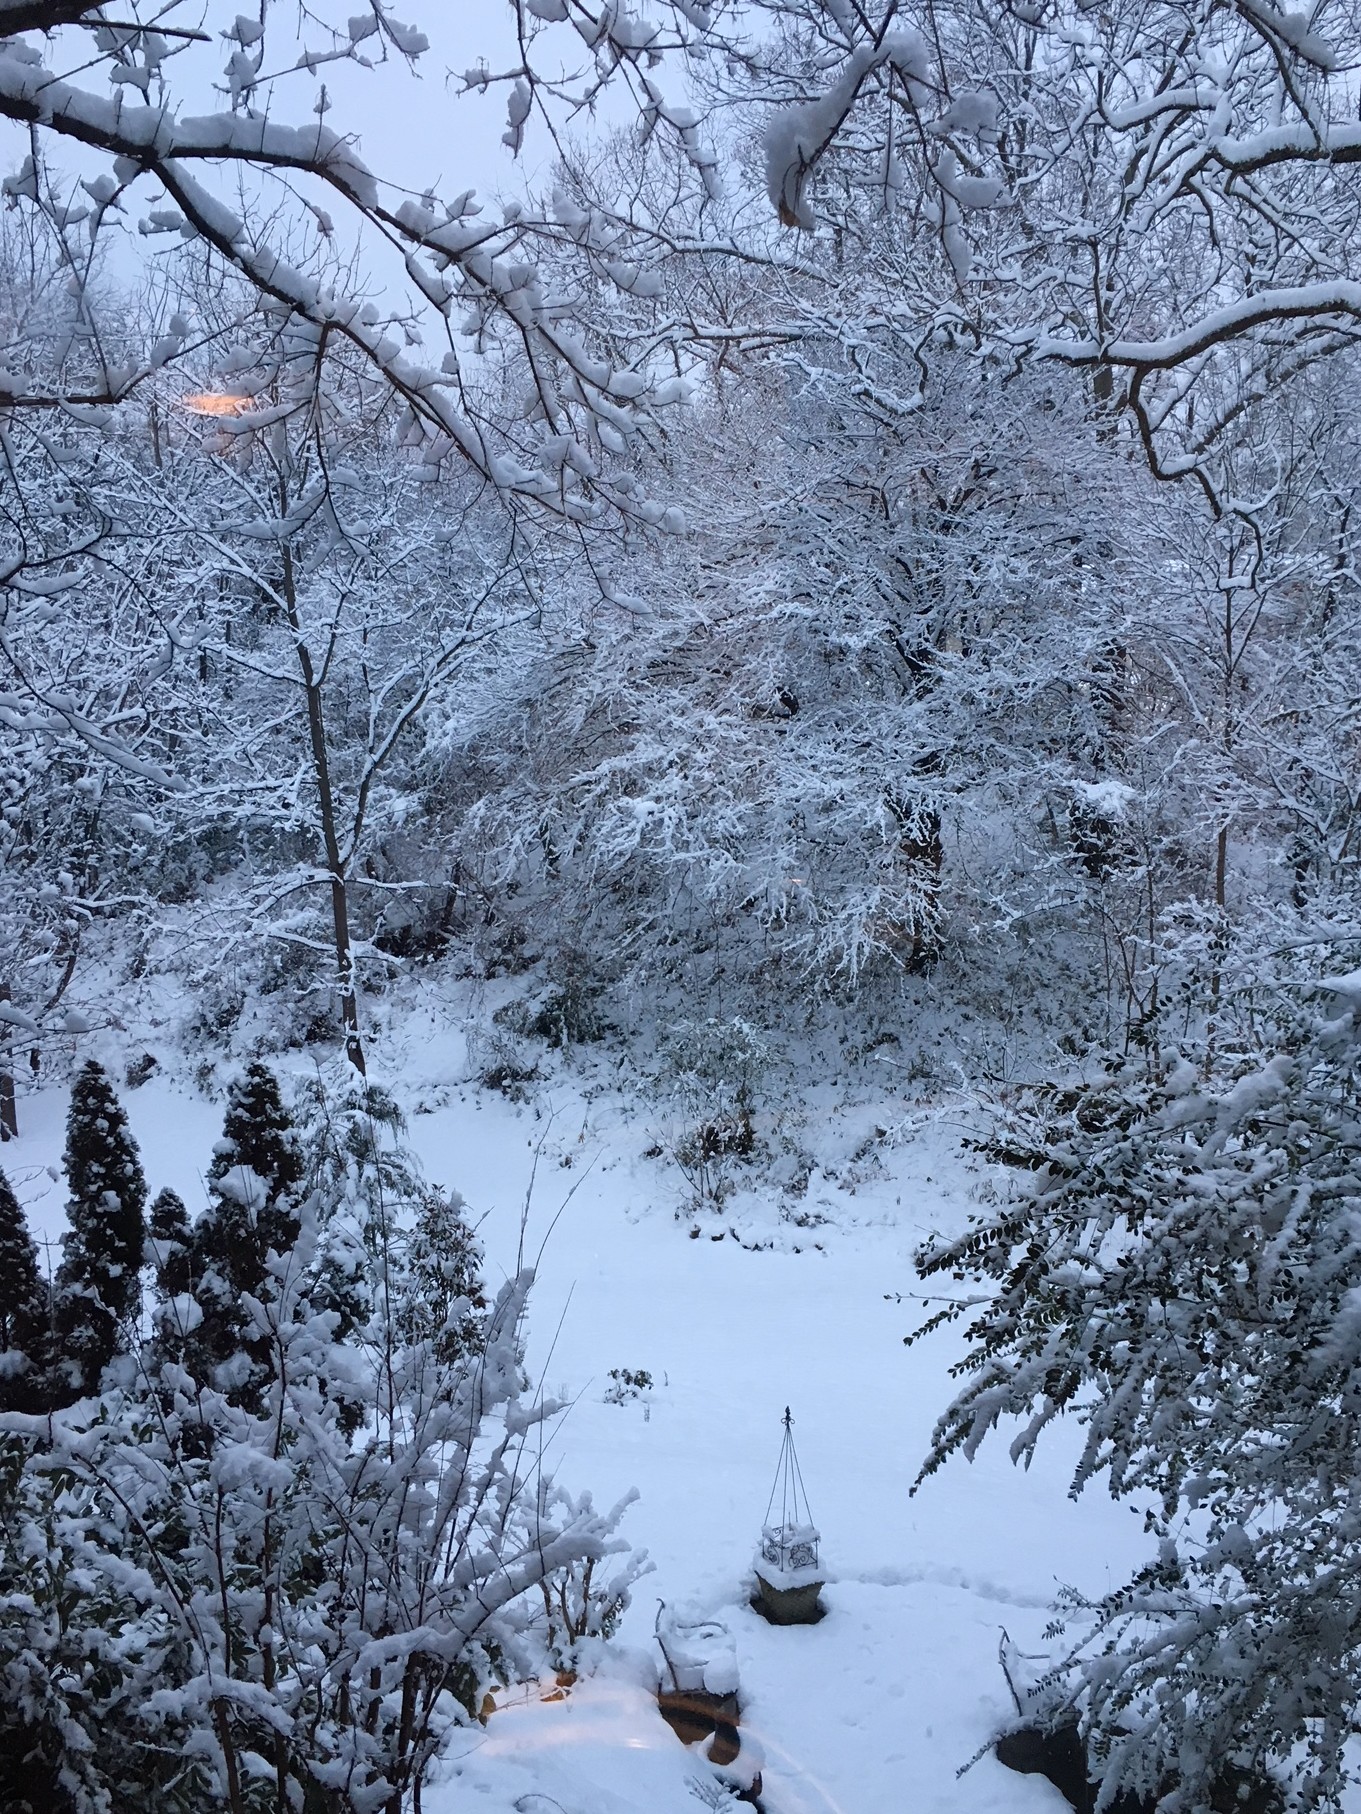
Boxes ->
[190,1064,301,1402]
[295,1073,425,1433]
[53,1062,146,1399]
[403,1187,486,1365]
[146,1187,194,1303]
[0,1166,49,1414]
[202,1061,302,1265]
[145,1187,196,1375]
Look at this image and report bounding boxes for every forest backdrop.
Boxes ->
[1,2,1361,1812]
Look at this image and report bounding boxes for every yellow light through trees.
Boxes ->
[182,393,250,416]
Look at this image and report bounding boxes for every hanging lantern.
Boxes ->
[753,1407,824,1625]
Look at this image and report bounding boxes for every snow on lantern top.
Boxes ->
[757,1407,821,1589]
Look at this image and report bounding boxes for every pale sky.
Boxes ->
[1,2,582,296]
[286,2,557,207]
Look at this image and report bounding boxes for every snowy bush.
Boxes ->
[0,1089,639,1814]
[604,1367,654,1405]
[538,1498,653,1677]
[912,972,1361,1811]
[658,1019,772,1210]
[475,1020,541,1099]
[526,950,609,1050]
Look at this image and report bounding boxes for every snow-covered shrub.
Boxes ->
[52,1061,147,1401]
[604,1366,653,1405]
[399,1185,487,1365]
[475,1021,541,1098]
[526,949,609,1049]
[1,1176,638,1814]
[659,1018,771,1209]
[0,1167,49,1415]
[538,1492,652,1677]
[0,1415,198,1814]
[912,971,1361,1812]
[294,1073,415,1243]
[291,1072,485,1416]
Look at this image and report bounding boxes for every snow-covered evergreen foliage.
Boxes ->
[0,1166,48,1414]
[912,972,1361,1810]
[53,1061,146,1399]
[147,1187,193,1304]
[187,1063,303,1408]
[202,1063,303,1264]
[400,1186,486,1366]
[0,1119,638,1814]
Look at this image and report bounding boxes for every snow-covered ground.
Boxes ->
[5,994,1149,1814]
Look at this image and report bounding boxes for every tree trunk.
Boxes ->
[279,541,366,1076]
[214,1700,247,1814]
[0,984,18,1140]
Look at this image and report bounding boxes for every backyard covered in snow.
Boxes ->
[8,1001,1145,1814]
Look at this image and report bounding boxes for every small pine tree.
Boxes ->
[294,1073,427,1431]
[0,1166,49,1414]
[402,1188,486,1364]
[190,1064,301,1402]
[204,1060,303,1257]
[145,1187,197,1378]
[146,1187,193,1302]
[54,1061,147,1398]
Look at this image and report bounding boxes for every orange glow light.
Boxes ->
[182,392,250,416]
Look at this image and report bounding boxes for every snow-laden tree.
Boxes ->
[185,1062,303,1409]
[0,1133,639,1814]
[507,0,1361,498]
[912,969,1361,1811]
[203,1063,303,1250]
[0,275,186,1073]
[0,2,714,554]
[399,1185,486,1366]
[0,2,700,1065]
[146,1186,193,1304]
[1030,354,1361,1052]
[0,1165,47,1413]
[53,1058,146,1399]
[87,294,558,1071]
[5,0,1359,526]
[427,304,1179,998]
